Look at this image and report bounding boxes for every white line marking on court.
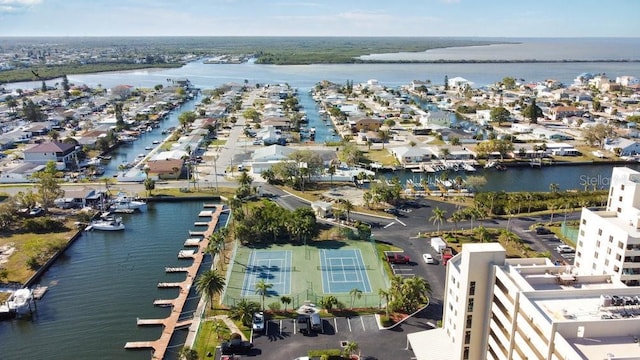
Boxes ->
[395,218,406,226]
[384,222,395,228]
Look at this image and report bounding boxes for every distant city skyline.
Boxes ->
[0,0,638,38]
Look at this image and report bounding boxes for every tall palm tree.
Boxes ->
[349,288,363,309]
[429,207,447,234]
[255,279,273,311]
[178,346,198,360]
[339,199,354,223]
[378,288,391,318]
[195,269,226,309]
[343,341,360,359]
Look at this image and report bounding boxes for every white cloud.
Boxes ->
[0,0,41,14]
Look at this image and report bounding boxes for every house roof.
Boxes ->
[146,159,184,173]
[23,141,75,153]
[252,144,295,161]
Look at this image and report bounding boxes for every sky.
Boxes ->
[0,0,639,37]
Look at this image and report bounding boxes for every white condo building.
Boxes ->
[408,167,640,360]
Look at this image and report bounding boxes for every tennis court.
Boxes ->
[319,249,372,293]
[241,250,292,297]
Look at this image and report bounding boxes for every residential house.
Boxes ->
[145,159,184,180]
[250,144,296,174]
[604,137,640,156]
[390,146,432,165]
[420,110,451,128]
[23,141,78,169]
[549,105,584,121]
[351,118,383,132]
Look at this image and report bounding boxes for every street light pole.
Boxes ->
[213,152,219,193]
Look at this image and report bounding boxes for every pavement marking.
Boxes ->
[360,316,366,331]
[334,318,338,333]
[280,194,292,198]
[395,218,406,226]
[347,317,352,332]
[279,320,283,335]
[384,222,395,229]
[294,319,297,334]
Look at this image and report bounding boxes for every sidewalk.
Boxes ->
[203,314,248,341]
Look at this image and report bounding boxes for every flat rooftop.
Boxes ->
[570,335,640,360]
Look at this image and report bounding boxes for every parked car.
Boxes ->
[422,253,435,264]
[29,207,44,217]
[252,312,265,333]
[535,227,553,235]
[220,339,254,355]
[297,314,310,335]
[556,245,575,253]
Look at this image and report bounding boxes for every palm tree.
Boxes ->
[343,341,360,359]
[402,276,431,312]
[349,288,363,309]
[474,226,490,243]
[280,296,292,313]
[378,288,391,318]
[178,346,198,360]
[206,239,222,268]
[548,202,559,224]
[429,207,447,234]
[230,299,261,326]
[339,199,354,223]
[254,279,273,311]
[195,269,226,309]
[498,229,520,247]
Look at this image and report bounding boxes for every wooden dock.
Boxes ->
[165,267,189,273]
[194,222,209,226]
[124,205,224,359]
[184,238,200,247]
[178,250,196,259]
[188,230,205,237]
[153,299,175,307]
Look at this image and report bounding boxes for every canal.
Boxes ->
[0,201,224,360]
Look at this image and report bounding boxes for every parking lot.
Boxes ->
[246,314,430,360]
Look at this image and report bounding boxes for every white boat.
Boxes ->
[110,193,146,212]
[152,140,160,144]
[7,288,33,315]
[86,216,125,231]
[118,135,137,143]
[145,146,152,151]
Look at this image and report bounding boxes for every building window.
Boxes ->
[605,259,609,266]
[582,219,586,225]
[465,331,471,344]
[596,240,601,247]
[618,207,622,213]
[609,235,614,243]
[616,254,622,261]
[607,247,612,255]
[619,196,623,201]
[463,347,470,360]
[592,263,597,270]
[467,298,474,312]
[469,281,476,296]
[594,252,599,259]
[580,230,585,236]
[621,184,625,190]
[618,241,625,250]
[466,315,472,328]
[598,229,603,235]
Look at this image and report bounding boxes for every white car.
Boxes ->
[422,253,435,264]
[252,312,265,332]
[556,245,575,253]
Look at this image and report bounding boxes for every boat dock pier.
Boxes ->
[124,205,223,359]
[183,238,201,247]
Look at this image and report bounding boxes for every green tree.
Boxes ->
[230,299,261,326]
[378,288,391,318]
[242,108,260,122]
[6,95,18,114]
[255,279,273,311]
[195,269,226,309]
[523,98,543,124]
[582,123,615,149]
[280,296,292,312]
[501,76,516,90]
[338,199,354,223]
[178,346,198,360]
[429,207,447,234]
[490,106,511,126]
[474,225,490,243]
[343,341,360,359]
[143,177,155,197]
[178,110,197,130]
[31,161,64,210]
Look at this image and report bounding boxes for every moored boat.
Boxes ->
[86,216,125,231]
[110,193,147,212]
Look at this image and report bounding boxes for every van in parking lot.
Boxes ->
[310,312,322,332]
[297,314,310,335]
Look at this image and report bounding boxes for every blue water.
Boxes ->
[297,90,340,144]
[0,201,217,360]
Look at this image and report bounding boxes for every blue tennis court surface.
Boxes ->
[320,249,372,294]
[241,250,292,297]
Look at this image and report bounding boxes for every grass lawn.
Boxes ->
[363,149,397,166]
[442,228,547,259]
[192,319,231,357]
[0,219,80,284]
